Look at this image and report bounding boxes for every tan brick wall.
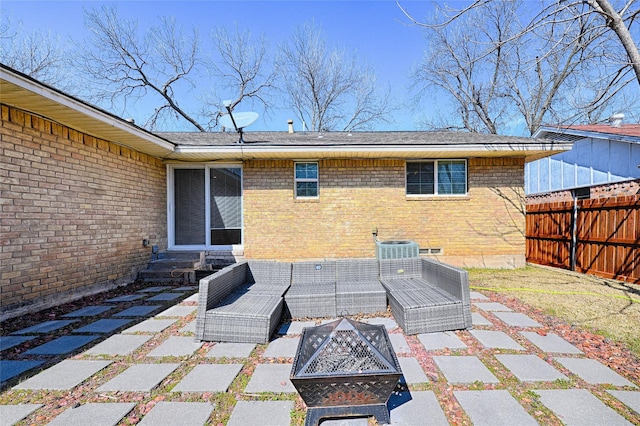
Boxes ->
[1,105,167,319]
[243,157,526,267]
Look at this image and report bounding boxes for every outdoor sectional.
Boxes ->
[195,257,472,344]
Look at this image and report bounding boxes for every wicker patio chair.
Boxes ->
[233,260,292,296]
[195,261,291,344]
[379,258,472,335]
[335,258,387,315]
[198,291,283,344]
[285,261,337,318]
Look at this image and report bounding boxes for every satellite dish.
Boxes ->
[219,111,259,130]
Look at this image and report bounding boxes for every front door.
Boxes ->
[170,165,242,249]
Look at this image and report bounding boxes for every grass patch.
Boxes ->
[468,265,640,356]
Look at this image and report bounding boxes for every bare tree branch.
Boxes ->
[278,22,393,132]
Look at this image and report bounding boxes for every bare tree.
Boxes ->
[201,26,278,129]
[0,15,69,88]
[403,0,639,134]
[77,6,204,131]
[278,22,394,131]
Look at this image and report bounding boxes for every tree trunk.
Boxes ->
[591,0,640,87]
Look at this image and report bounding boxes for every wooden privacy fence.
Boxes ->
[526,195,640,284]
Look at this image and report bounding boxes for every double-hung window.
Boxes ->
[406,160,467,195]
[295,162,319,198]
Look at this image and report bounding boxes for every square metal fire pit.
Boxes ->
[290,318,402,426]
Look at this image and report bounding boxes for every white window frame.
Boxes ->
[406,159,468,196]
[167,163,243,251]
[294,161,319,199]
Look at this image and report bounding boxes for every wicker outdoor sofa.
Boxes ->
[195,257,472,344]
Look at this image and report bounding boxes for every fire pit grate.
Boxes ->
[291,318,402,426]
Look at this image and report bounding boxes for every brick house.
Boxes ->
[1,64,570,319]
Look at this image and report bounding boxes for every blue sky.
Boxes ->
[2,0,440,131]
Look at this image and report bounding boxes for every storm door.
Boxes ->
[171,165,242,249]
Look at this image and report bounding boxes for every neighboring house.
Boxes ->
[526,123,640,202]
[1,64,570,319]
[525,123,639,284]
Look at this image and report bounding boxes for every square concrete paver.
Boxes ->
[63,306,113,317]
[398,357,429,384]
[390,333,411,355]
[363,317,398,330]
[105,294,145,303]
[389,390,448,426]
[155,305,196,317]
[0,404,42,425]
[147,336,203,357]
[113,305,162,317]
[278,321,315,335]
[0,360,45,383]
[536,389,632,426]
[138,401,215,426]
[0,335,36,351]
[262,337,300,358]
[122,318,178,334]
[23,335,101,355]
[244,364,296,393]
[96,363,180,392]
[138,286,172,293]
[13,360,111,390]
[471,312,494,327]
[83,334,152,356]
[519,331,583,354]
[473,302,513,312]
[11,320,77,335]
[433,356,499,384]
[72,319,134,334]
[555,357,637,387]
[182,293,199,303]
[491,312,542,327]
[206,342,256,359]
[179,320,196,334]
[46,403,136,426]
[172,364,243,392]
[147,292,184,301]
[174,286,197,292]
[227,401,294,426]
[454,390,538,426]
[418,331,467,350]
[607,390,640,413]
[469,291,490,300]
[495,355,567,382]
[469,330,524,351]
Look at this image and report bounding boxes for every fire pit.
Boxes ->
[290,318,402,426]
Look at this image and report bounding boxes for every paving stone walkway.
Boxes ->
[1,285,638,425]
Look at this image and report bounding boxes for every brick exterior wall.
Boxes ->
[1,105,167,320]
[526,179,640,204]
[243,157,526,268]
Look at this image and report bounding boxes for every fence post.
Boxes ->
[570,196,578,272]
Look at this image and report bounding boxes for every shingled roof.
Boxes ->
[158,131,570,162]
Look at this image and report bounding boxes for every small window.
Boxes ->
[295,162,319,198]
[406,160,467,195]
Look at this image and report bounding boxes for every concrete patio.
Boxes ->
[1,283,638,425]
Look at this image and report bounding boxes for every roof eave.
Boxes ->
[0,65,175,158]
[166,143,571,162]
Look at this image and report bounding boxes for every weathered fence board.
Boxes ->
[526,195,639,284]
